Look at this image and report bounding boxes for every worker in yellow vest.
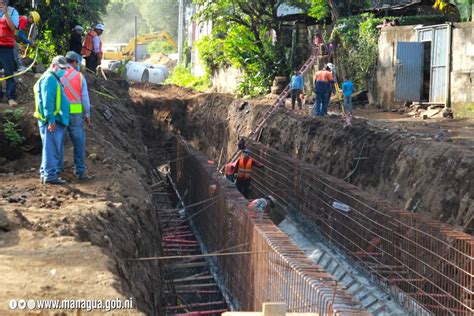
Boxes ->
[58,51,91,180]
[33,56,70,185]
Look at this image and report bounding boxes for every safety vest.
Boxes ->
[314,70,332,82]
[33,72,62,122]
[225,162,236,176]
[61,68,83,114]
[0,8,17,47]
[237,157,253,180]
[81,31,102,60]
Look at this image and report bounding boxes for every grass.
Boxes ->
[165,65,210,92]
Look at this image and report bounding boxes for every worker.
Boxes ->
[69,25,84,58]
[81,23,104,72]
[312,65,334,117]
[14,11,40,71]
[232,149,263,198]
[238,138,246,150]
[224,162,236,182]
[0,0,19,106]
[58,51,91,180]
[290,68,304,111]
[248,196,276,220]
[34,56,70,185]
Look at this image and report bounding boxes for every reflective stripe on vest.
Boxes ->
[237,157,253,179]
[81,31,102,60]
[0,9,16,47]
[61,68,83,114]
[34,80,61,122]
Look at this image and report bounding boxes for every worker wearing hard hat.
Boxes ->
[0,0,20,106]
[81,23,104,72]
[15,10,40,71]
[57,51,92,180]
[248,196,276,220]
[69,25,84,57]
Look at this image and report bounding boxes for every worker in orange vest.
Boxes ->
[224,162,236,182]
[81,23,104,72]
[232,149,263,198]
[58,51,91,180]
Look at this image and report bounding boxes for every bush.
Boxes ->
[2,109,25,147]
[148,41,176,55]
[165,65,210,92]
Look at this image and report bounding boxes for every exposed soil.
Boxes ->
[134,85,473,230]
[0,73,163,314]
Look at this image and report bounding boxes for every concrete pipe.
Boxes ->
[126,62,149,82]
[148,68,166,84]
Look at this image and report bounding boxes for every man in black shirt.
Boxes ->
[69,25,83,56]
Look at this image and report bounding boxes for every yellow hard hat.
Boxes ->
[30,11,41,24]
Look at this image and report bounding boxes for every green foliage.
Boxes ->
[331,14,381,91]
[2,108,25,147]
[308,0,330,21]
[148,40,176,55]
[449,0,472,21]
[165,65,210,92]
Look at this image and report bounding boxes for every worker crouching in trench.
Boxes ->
[248,196,276,220]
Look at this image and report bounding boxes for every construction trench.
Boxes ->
[0,77,473,315]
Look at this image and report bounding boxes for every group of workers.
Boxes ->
[290,63,355,118]
[224,139,276,219]
[0,1,106,184]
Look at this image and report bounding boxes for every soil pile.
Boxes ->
[0,72,163,314]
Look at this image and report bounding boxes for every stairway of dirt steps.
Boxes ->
[147,144,228,316]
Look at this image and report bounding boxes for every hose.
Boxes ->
[0,46,40,81]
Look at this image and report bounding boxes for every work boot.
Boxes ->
[43,178,67,185]
[77,175,93,181]
[8,99,17,107]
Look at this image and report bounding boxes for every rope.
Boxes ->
[0,46,39,81]
[89,88,118,100]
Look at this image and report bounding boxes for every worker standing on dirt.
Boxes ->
[0,0,19,106]
[232,149,263,198]
[14,11,40,71]
[34,56,71,185]
[69,25,84,60]
[58,51,91,180]
[290,69,304,111]
[312,65,334,117]
[81,23,104,72]
[248,196,276,220]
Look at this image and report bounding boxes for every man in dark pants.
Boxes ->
[0,0,19,106]
[232,149,264,198]
[81,24,104,72]
[290,69,304,111]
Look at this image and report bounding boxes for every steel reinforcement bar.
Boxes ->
[246,140,474,316]
[171,137,369,315]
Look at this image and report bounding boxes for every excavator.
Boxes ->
[103,31,177,61]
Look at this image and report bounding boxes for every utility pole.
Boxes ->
[177,0,184,64]
[134,15,138,61]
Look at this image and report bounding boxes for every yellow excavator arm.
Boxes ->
[103,31,177,61]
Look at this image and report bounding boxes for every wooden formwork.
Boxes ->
[246,140,474,316]
[171,138,369,315]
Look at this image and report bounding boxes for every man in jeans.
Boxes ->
[290,69,304,111]
[342,78,355,115]
[0,0,19,106]
[312,65,334,117]
[59,51,91,180]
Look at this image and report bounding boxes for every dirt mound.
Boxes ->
[0,72,162,314]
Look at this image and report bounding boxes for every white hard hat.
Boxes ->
[95,23,105,31]
[268,196,277,206]
[73,25,83,32]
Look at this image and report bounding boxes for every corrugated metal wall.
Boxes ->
[395,42,424,101]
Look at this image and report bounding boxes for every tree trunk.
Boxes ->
[327,0,352,18]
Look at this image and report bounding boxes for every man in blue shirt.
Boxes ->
[0,0,19,106]
[341,79,355,115]
[290,69,304,111]
[34,56,71,184]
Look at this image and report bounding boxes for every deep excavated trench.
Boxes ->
[59,83,473,315]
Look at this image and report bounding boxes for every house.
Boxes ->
[374,21,474,117]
